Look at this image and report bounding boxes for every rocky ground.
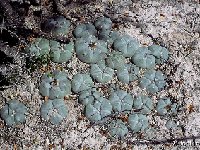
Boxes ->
[0,0,199,149]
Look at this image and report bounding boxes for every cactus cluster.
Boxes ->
[25,38,74,63]
[1,15,179,140]
[25,17,73,63]
[71,16,176,138]
[39,70,70,124]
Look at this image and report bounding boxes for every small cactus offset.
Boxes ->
[85,97,112,122]
[131,47,156,69]
[71,73,94,93]
[148,44,169,64]
[98,30,120,45]
[108,119,128,138]
[113,35,139,57]
[109,90,133,112]
[49,40,74,63]
[165,120,178,130]
[106,52,125,70]
[90,60,114,83]
[0,100,27,126]
[133,95,153,114]
[117,64,140,84]
[128,113,149,133]
[78,88,101,106]
[139,69,166,94]
[40,99,68,125]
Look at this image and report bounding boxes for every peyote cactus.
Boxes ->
[106,52,125,70]
[108,119,128,138]
[128,113,149,133]
[90,60,114,83]
[43,16,71,37]
[113,35,139,57]
[78,88,101,106]
[133,95,153,114]
[25,38,50,57]
[49,40,74,63]
[156,97,178,116]
[98,30,120,45]
[148,45,169,64]
[39,70,71,99]
[117,64,140,84]
[109,90,133,112]
[40,99,68,125]
[71,73,94,93]
[139,69,166,94]
[73,23,97,38]
[165,120,178,130]
[85,97,112,122]
[95,17,112,31]
[0,100,27,126]
[131,47,156,69]
[75,35,108,64]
